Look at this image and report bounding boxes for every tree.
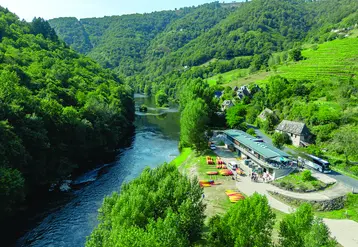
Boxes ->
[304,218,337,247]
[289,48,303,62]
[180,99,209,151]
[279,203,314,247]
[207,193,275,247]
[155,90,169,107]
[301,170,312,182]
[279,203,336,247]
[272,132,290,149]
[247,128,256,136]
[331,126,358,163]
[226,104,247,129]
[86,163,205,247]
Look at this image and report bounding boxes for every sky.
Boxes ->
[1,0,218,21]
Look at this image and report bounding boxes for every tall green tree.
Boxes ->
[279,203,336,247]
[180,98,209,151]
[207,193,275,247]
[226,104,247,129]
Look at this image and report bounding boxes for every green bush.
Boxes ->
[350,166,358,176]
[286,182,294,191]
[279,181,287,188]
[311,181,323,190]
[298,183,308,192]
[246,128,256,136]
[302,170,312,182]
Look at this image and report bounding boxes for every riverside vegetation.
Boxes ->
[0,8,134,220]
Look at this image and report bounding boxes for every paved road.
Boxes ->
[248,125,358,190]
[217,149,358,247]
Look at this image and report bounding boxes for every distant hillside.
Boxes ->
[49,0,358,82]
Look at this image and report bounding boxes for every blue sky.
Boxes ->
[1,0,219,21]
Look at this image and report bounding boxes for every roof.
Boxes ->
[224,129,291,159]
[276,120,310,135]
[258,108,273,120]
[222,100,233,106]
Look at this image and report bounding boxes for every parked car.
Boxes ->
[210,144,216,150]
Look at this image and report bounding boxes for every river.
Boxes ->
[14,94,180,247]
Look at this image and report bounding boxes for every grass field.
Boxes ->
[272,170,327,192]
[278,38,358,81]
[207,68,270,87]
[205,37,358,89]
[316,193,358,222]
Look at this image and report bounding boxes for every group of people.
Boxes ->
[250,171,272,183]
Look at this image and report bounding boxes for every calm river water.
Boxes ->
[15,94,180,247]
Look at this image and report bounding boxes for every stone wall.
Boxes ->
[268,191,346,211]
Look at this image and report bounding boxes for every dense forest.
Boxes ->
[0,7,134,219]
[49,0,358,171]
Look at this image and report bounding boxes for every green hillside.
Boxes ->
[0,7,134,218]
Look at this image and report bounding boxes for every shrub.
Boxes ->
[298,183,308,192]
[246,128,256,136]
[311,181,322,190]
[286,182,294,191]
[302,170,312,182]
[279,181,287,188]
[350,166,358,176]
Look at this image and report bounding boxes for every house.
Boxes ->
[223,129,296,180]
[221,100,234,111]
[214,91,223,98]
[258,108,274,121]
[233,86,239,92]
[236,85,250,99]
[275,120,311,147]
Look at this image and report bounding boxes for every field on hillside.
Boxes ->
[207,68,270,87]
[278,38,358,81]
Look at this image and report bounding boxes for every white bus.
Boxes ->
[298,153,331,173]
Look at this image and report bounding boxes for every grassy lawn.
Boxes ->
[170,148,193,167]
[272,170,327,192]
[316,193,358,222]
[207,69,270,88]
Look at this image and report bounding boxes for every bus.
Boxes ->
[298,153,331,173]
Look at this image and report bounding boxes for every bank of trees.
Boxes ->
[87,166,336,247]
[0,8,134,218]
[86,163,206,247]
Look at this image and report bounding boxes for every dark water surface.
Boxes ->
[15,95,180,247]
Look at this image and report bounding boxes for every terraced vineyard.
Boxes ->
[278,38,358,81]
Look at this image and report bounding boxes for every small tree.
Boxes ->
[272,132,285,149]
[289,48,303,62]
[301,170,312,182]
[155,90,168,107]
[247,128,256,137]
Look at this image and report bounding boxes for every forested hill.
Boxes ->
[49,2,235,76]
[0,7,134,218]
[49,0,358,80]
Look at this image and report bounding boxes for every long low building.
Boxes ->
[223,129,297,180]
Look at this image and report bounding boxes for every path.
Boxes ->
[215,147,358,247]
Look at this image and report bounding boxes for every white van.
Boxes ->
[227,161,238,171]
